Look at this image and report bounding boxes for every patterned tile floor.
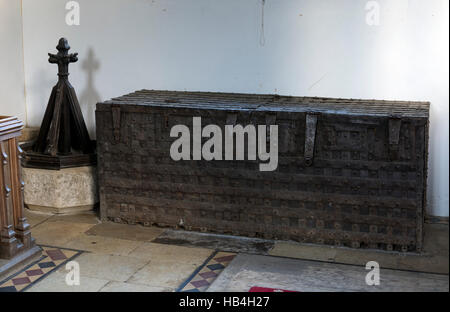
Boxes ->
[177,251,236,292]
[0,246,83,292]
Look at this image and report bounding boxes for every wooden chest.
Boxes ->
[96,90,429,252]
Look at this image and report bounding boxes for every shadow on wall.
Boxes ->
[79,47,101,139]
[31,68,54,125]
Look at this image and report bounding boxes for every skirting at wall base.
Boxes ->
[425,215,449,225]
[25,204,95,215]
[22,166,98,215]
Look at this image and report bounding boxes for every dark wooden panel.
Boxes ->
[0,116,36,260]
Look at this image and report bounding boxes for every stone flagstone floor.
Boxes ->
[6,210,236,292]
[1,209,446,292]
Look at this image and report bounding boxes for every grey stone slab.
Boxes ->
[99,281,171,292]
[269,223,449,275]
[48,212,101,225]
[24,209,52,228]
[270,241,449,275]
[60,234,144,256]
[128,260,204,289]
[152,229,274,254]
[86,222,164,242]
[31,221,95,247]
[60,253,149,282]
[154,224,448,275]
[207,254,449,292]
[423,223,449,257]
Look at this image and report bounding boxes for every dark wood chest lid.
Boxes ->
[97,89,430,118]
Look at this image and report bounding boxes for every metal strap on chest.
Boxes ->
[111,105,121,144]
[304,113,318,166]
[388,118,402,160]
[226,113,238,126]
[265,114,277,143]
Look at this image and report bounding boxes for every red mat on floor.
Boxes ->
[249,287,298,292]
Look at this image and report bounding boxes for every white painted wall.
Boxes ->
[0,0,26,122]
[17,0,450,216]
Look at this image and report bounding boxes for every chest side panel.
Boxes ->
[96,101,427,252]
